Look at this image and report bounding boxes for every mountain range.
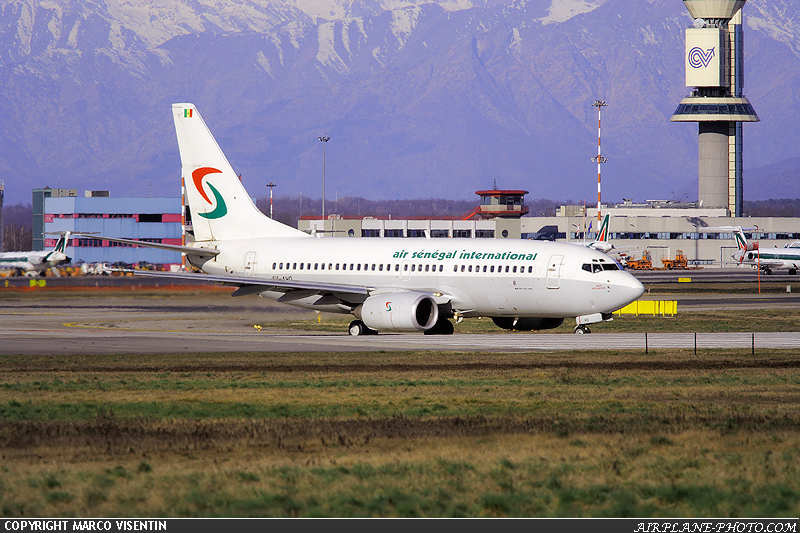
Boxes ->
[0,0,798,208]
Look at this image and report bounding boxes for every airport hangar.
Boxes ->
[31,186,800,272]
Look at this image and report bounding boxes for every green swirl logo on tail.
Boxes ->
[192,167,228,219]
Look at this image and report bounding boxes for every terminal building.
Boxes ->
[25,185,800,272]
[36,188,183,268]
[298,192,800,270]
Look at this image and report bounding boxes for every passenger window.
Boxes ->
[272,262,276,269]
[512,266,517,273]
[372,264,376,271]
[293,263,297,269]
[379,264,383,271]
[335,263,339,270]
[411,265,416,271]
[425,265,429,272]
[350,264,354,270]
[505,266,509,273]
[490,266,494,273]
[461,265,466,272]
[528,266,533,273]
[404,264,408,271]
[300,263,304,270]
[314,263,318,270]
[439,265,443,272]
[279,263,283,269]
[454,265,459,272]
[468,265,472,272]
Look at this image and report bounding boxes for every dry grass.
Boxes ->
[1,349,799,517]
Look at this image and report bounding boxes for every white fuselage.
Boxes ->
[0,251,68,274]
[194,236,644,318]
[737,246,800,272]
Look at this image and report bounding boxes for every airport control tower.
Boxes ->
[671,0,758,217]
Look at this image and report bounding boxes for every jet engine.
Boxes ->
[491,317,564,331]
[356,292,439,332]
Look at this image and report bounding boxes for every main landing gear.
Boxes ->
[348,320,378,336]
[574,325,590,334]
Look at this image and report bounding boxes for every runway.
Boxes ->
[2,283,800,354]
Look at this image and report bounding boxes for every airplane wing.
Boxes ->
[127,269,460,309]
[71,234,219,258]
[129,269,369,299]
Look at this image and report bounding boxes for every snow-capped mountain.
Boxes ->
[0,0,797,206]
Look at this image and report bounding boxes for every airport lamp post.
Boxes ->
[319,135,330,222]
[267,182,276,219]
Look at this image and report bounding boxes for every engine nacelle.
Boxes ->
[356,292,439,332]
[491,317,565,331]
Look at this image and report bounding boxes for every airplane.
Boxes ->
[583,214,641,264]
[729,227,800,275]
[587,214,612,254]
[699,226,800,275]
[0,231,72,277]
[76,103,644,335]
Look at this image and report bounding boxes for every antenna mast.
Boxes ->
[592,100,608,225]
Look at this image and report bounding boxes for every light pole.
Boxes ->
[267,182,276,219]
[318,135,330,221]
[591,100,608,225]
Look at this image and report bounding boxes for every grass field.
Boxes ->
[1,347,799,517]
[0,286,799,517]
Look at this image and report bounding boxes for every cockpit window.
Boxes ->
[583,260,620,273]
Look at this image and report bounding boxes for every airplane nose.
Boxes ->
[619,272,645,305]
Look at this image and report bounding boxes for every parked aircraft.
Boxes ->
[731,227,800,275]
[77,103,644,335]
[583,215,640,264]
[701,226,799,275]
[587,215,613,254]
[0,232,71,276]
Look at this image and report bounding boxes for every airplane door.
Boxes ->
[401,260,411,281]
[244,251,257,277]
[546,254,563,289]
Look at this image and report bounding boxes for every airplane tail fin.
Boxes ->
[595,214,610,244]
[699,226,758,264]
[53,231,70,253]
[172,103,308,242]
[731,227,759,263]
